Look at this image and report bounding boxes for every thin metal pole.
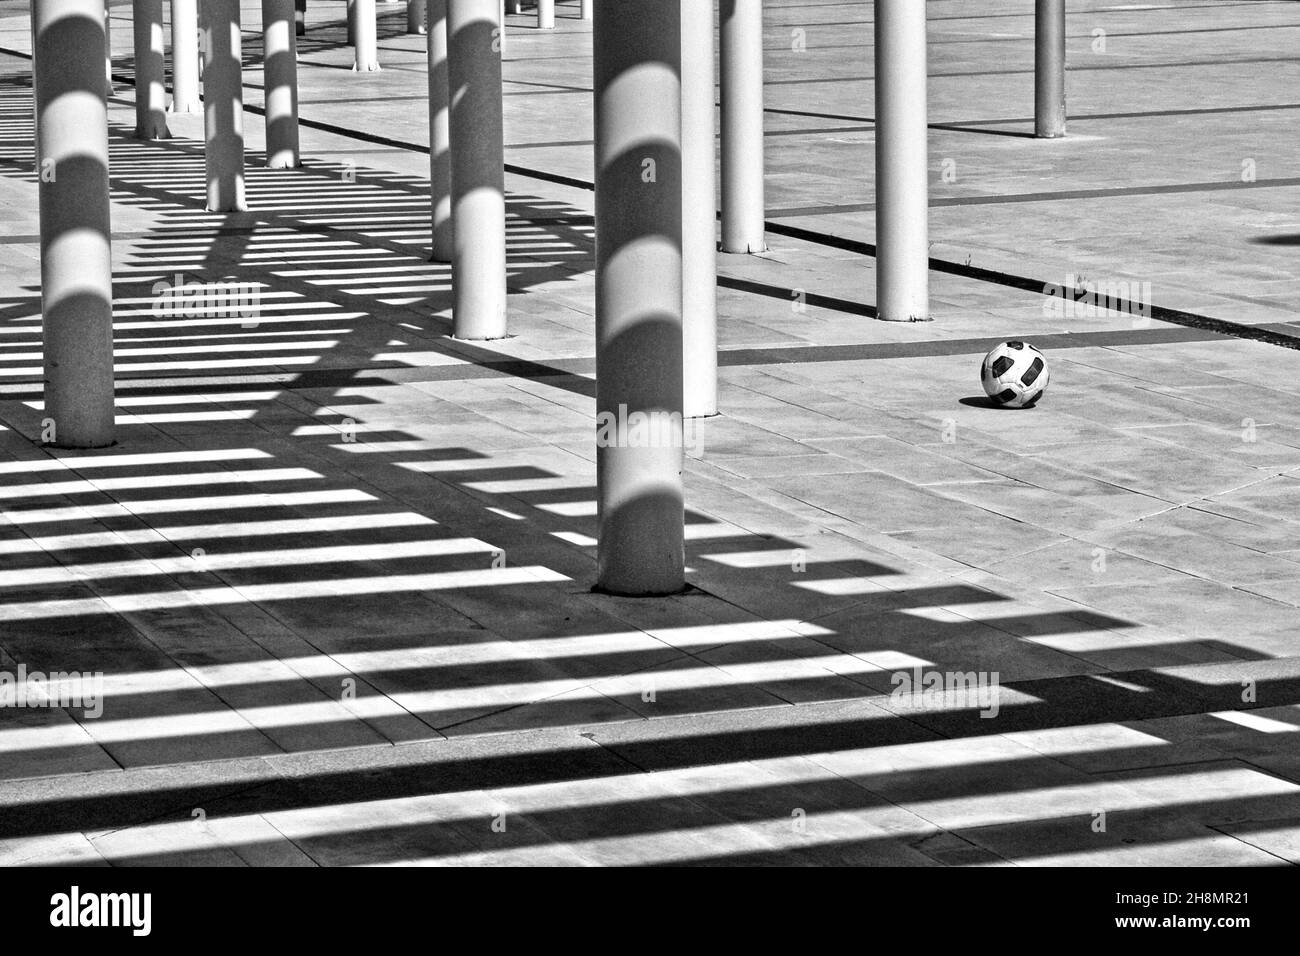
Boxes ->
[719,0,765,253]
[132,0,170,138]
[447,0,507,339]
[203,0,247,211]
[681,0,716,418]
[1035,0,1066,138]
[428,0,452,261]
[352,0,380,70]
[593,0,685,596]
[874,0,928,322]
[262,0,300,166]
[169,0,200,112]
[35,0,116,448]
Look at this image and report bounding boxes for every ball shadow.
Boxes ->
[959,395,1044,410]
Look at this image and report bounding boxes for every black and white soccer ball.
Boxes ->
[980,341,1050,408]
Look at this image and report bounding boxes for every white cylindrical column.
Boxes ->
[447,0,507,339]
[169,0,200,112]
[104,0,113,93]
[262,0,300,167]
[351,0,380,70]
[681,0,716,418]
[132,0,170,138]
[874,0,928,322]
[593,0,685,596]
[719,0,765,253]
[203,0,247,211]
[35,0,116,448]
[580,0,591,20]
[408,0,427,32]
[536,0,553,28]
[428,0,452,261]
[1035,0,1065,138]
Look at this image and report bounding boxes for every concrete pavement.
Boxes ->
[0,0,1298,865]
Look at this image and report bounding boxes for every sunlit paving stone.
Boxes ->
[1209,710,1300,735]
[0,538,502,588]
[0,567,572,621]
[0,489,378,525]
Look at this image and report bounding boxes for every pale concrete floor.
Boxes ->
[0,0,1297,865]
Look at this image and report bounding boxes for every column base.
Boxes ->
[876,312,933,323]
[134,123,172,140]
[591,582,691,599]
[44,442,118,451]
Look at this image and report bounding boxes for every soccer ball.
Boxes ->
[980,341,1050,408]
